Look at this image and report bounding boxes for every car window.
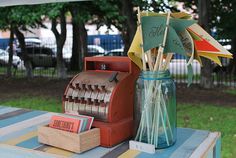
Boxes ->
[34,48,41,54]
[26,47,52,55]
[0,50,6,56]
[42,48,52,55]
[88,47,98,53]
[26,47,36,54]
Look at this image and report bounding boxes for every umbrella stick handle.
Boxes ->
[162,12,171,48]
[153,47,164,71]
[137,7,147,71]
[153,12,171,71]
[145,11,153,71]
[163,53,173,70]
[147,50,154,70]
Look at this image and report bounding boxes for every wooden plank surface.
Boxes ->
[0,144,66,158]
[0,109,32,120]
[190,132,221,158]
[0,106,113,157]
[0,106,221,158]
[0,113,52,136]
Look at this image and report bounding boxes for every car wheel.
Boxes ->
[28,62,35,70]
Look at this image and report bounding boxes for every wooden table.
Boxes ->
[0,106,221,158]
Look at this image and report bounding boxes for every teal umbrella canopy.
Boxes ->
[0,0,89,7]
[141,16,195,56]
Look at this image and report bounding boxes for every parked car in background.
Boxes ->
[105,48,125,56]
[87,45,106,56]
[16,37,42,47]
[25,38,42,46]
[51,47,71,68]
[0,49,23,69]
[17,46,57,69]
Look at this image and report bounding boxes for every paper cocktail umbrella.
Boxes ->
[128,12,232,71]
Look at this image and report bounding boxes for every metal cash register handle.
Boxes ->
[109,72,119,83]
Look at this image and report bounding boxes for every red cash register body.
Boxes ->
[63,57,140,147]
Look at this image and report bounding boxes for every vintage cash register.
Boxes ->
[63,56,140,147]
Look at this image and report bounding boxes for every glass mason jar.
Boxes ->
[134,70,176,148]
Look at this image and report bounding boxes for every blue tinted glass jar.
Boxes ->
[134,70,176,148]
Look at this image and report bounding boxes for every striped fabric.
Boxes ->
[0,106,220,158]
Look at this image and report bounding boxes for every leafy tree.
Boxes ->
[68,1,125,71]
[119,0,138,53]
[198,0,214,88]
[41,3,68,78]
[89,0,135,54]
[0,7,14,77]
[0,4,70,79]
[177,0,215,88]
[41,2,92,72]
[7,27,14,77]
[93,0,178,53]
[0,5,44,78]
[179,0,235,87]
[68,2,91,71]
[68,1,127,71]
[65,0,177,72]
[211,0,236,75]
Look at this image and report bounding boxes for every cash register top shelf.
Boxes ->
[84,56,134,73]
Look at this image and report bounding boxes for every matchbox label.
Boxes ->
[49,115,80,133]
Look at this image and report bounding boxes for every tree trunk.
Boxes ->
[56,43,66,78]
[51,10,67,79]
[7,27,14,77]
[120,0,137,53]
[14,28,33,78]
[228,37,236,75]
[70,9,80,71]
[198,0,214,89]
[70,7,87,72]
[78,21,87,71]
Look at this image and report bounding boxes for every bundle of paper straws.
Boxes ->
[134,8,174,147]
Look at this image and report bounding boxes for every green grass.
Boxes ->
[0,97,235,158]
[0,67,78,78]
[224,89,236,95]
[0,67,56,77]
[177,104,236,158]
[0,96,62,112]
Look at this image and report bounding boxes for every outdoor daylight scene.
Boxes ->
[0,0,235,158]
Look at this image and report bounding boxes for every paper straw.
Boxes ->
[154,87,161,146]
[160,91,174,140]
[159,100,170,146]
[151,83,161,143]
[135,110,144,140]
